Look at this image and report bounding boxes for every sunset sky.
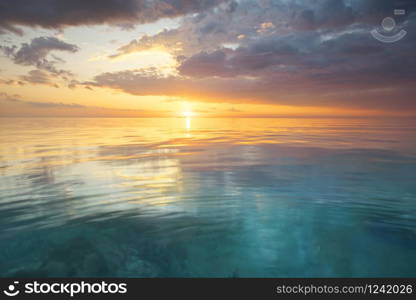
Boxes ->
[0,0,415,117]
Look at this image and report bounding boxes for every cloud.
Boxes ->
[0,92,85,108]
[97,0,416,113]
[87,68,258,102]
[0,0,226,35]
[178,49,236,77]
[111,0,416,59]
[89,66,413,111]
[19,69,59,87]
[89,16,416,112]
[0,92,171,117]
[177,29,388,78]
[109,28,186,59]
[0,36,79,74]
[110,1,240,58]
[0,78,25,86]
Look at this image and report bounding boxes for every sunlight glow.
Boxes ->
[182,111,193,118]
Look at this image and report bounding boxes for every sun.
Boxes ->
[181,101,193,118]
[182,111,193,118]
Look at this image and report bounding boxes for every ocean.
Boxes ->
[0,117,415,277]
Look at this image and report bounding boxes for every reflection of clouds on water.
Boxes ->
[116,157,184,208]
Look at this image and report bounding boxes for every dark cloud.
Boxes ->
[88,63,416,112]
[111,0,416,59]
[178,29,388,78]
[110,1,241,58]
[0,0,226,35]
[87,68,257,102]
[178,49,236,77]
[67,79,94,90]
[99,0,416,113]
[0,36,78,74]
[90,12,416,112]
[109,28,184,59]
[0,23,24,36]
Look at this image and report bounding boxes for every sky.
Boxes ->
[0,0,415,117]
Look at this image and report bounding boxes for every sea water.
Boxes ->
[0,117,415,277]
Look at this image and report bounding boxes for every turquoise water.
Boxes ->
[0,117,415,277]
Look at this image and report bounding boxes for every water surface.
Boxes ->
[0,117,415,277]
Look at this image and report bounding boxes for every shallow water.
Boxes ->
[0,117,415,277]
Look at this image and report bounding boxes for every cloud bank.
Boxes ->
[0,0,225,35]
[93,0,416,112]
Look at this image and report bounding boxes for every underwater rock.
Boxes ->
[38,236,109,277]
[368,224,416,249]
[4,263,46,278]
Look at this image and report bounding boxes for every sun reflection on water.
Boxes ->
[185,117,191,132]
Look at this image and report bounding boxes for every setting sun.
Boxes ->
[182,111,193,118]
